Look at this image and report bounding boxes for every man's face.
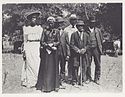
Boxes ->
[48,20,55,28]
[77,25,85,32]
[70,19,77,26]
[58,22,64,29]
[89,22,95,28]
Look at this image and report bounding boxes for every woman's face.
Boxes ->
[48,20,55,28]
[31,17,36,25]
[70,19,77,26]
[89,22,95,28]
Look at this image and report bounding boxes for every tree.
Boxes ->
[97,3,122,40]
[2,3,122,41]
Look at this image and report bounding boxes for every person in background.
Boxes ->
[55,16,70,88]
[36,16,60,92]
[64,14,78,84]
[87,17,103,85]
[70,20,90,85]
[21,11,43,88]
[114,38,121,57]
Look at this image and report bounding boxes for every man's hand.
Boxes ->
[103,40,105,43]
[23,51,26,60]
[77,49,81,53]
[48,43,53,47]
[80,48,86,54]
[66,56,70,61]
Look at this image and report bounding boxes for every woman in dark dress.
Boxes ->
[36,16,60,92]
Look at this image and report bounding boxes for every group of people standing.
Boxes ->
[21,11,103,93]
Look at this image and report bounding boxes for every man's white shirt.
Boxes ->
[64,25,77,42]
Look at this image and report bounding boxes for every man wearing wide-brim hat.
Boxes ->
[64,14,78,84]
[56,16,70,87]
[87,17,103,85]
[70,20,90,85]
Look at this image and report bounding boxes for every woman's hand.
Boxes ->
[48,43,53,47]
[51,47,57,50]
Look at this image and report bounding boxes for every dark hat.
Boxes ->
[26,11,41,20]
[89,16,96,23]
[76,20,85,26]
[56,16,64,23]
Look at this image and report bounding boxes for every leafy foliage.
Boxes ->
[2,3,122,41]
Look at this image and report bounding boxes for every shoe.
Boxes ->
[55,88,59,92]
[94,80,100,85]
[60,85,66,89]
[72,81,77,86]
[67,80,72,84]
[72,82,75,86]
[85,79,91,84]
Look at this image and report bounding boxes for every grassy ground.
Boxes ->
[2,53,122,93]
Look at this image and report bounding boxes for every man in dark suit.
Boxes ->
[70,20,90,85]
[87,17,103,85]
[56,17,70,85]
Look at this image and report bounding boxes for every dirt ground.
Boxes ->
[2,53,122,93]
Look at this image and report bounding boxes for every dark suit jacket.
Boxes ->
[70,31,90,53]
[70,31,90,67]
[59,29,70,57]
[87,27,103,54]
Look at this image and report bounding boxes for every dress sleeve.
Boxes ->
[23,26,28,50]
[40,29,48,47]
[38,26,43,40]
[53,30,60,47]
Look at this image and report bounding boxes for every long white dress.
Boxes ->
[21,25,43,88]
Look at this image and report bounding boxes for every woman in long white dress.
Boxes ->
[21,11,43,88]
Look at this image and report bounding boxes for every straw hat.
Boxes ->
[76,20,85,26]
[26,11,41,20]
[56,16,64,23]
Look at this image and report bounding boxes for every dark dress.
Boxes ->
[36,28,60,92]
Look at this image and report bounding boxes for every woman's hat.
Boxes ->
[26,11,41,20]
[47,16,56,22]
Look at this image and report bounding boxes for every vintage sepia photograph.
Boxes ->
[2,2,122,94]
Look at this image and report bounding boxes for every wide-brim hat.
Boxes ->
[56,16,64,23]
[69,14,77,20]
[90,19,96,23]
[76,20,85,26]
[26,11,41,20]
[88,16,96,23]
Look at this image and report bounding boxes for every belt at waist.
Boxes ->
[27,40,40,42]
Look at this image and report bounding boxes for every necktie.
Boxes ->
[80,32,83,40]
